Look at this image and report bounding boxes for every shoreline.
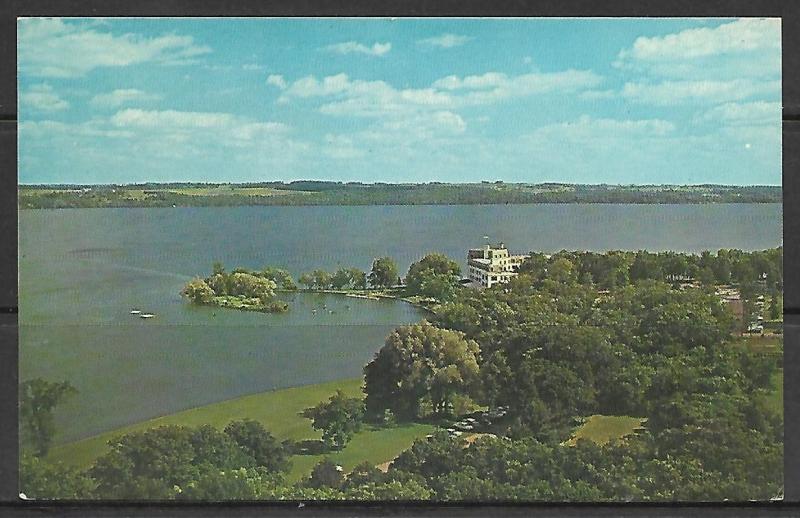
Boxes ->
[277,288,438,314]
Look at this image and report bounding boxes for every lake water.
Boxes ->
[19,204,782,443]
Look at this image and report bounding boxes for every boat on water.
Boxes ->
[130,309,141,315]
[139,313,155,319]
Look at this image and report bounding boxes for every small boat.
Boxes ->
[130,309,141,315]
[139,313,155,319]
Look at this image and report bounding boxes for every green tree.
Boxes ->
[20,454,96,499]
[368,256,399,288]
[630,251,664,282]
[181,278,215,304]
[546,257,578,285]
[223,419,290,473]
[229,272,276,302]
[307,458,344,489]
[712,252,732,284]
[364,321,481,419]
[298,272,314,289]
[347,268,368,289]
[303,390,365,450]
[20,379,77,457]
[178,467,276,500]
[331,268,353,290]
[405,253,461,296]
[311,269,333,289]
[261,267,296,290]
[88,423,283,499]
[698,266,716,288]
[212,261,226,276]
[769,294,781,320]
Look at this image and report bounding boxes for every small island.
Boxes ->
[181,263,290,313]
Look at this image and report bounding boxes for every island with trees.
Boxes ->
[24,246,783,501]
[19,182,781,209]
[181,262,289,313]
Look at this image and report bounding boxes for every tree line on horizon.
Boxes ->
[18,183,781,209]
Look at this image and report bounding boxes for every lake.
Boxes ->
[19,203,782,443]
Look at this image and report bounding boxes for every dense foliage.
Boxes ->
[303,391,365,450]
[298,267,367,290]
[20,183,781,209]
[87,421,289,499]
[181,263,289,312]
[368,257,399,288]
[405,253,462,301]
[364,322,481,420]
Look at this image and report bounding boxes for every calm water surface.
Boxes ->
[19,204,782,442]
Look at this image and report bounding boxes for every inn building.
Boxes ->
[467,243,527,288]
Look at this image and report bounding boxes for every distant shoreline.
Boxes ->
[17,182,782,209]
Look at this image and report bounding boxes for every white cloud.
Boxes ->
[110,108,289,135]
[418,33,472,48]
[90,88,161,108]
[434,70,603,105]
[242,63,263,71]
[579,89,616,101]
[614,18,781,87]
[266,74,287,89]
[621,79,780,105]
[20,83,69,111]
[18,17,211,78]
[21,109,308,182]
[700,101,781,125]
[322,134,365,159]
[323,41,391,56]
[283,73,354,99]
[618,18,780,62]
[279,69,601,117]
[530,115,676,140]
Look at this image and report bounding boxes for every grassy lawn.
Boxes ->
[564,415,645,446]
[765,369,784,415]
[739,334,783,354]
[48,378,434,483]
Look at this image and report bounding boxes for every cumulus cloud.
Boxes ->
[612,18,781,110]
[418,33,472,48]
[90,88,161,108]
[20,108,307,182]
[278,69,601,117]
[110,108,289,135]
[323,41,391,56]
[699,101,781,125]
[621,79,780,106]
[266,74,287,89]
[530,115,676,139]
[20,83,69,111]
[618,18,780,62]
[18,17,211,78]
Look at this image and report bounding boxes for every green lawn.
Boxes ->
[564,415,645,446]
[765,369,784,415]
[739,334,783,354]
[48,378,434,483]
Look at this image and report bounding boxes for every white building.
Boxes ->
[467,243,527,288]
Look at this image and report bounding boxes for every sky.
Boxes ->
[17,17,782,185]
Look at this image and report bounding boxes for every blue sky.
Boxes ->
[18,17,781,185]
